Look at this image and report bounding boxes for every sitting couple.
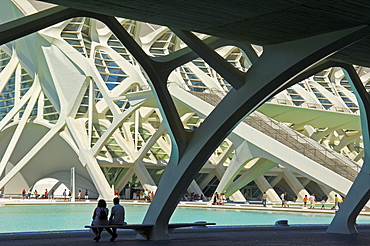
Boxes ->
[91,197,126,242]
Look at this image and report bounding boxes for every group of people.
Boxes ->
[280,192,289,207]
[182,192,203,201]
[132,189,154,201]
[22,188,90,201]
[76,189,89,201]
[282,193,324,209]
[212,192,226,205]
[302,194,322,209]
[22,189,55,199]
[61,189,90,201]
[331,194,345,210]
[302,193,345,209]
[143,189,154,202]
[63,189,88,201]
[91,197,125,242]
[278,192,345,209]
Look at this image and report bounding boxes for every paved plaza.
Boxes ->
[1,226,370,246]
[3,0,370,241]
[0,199,369,245]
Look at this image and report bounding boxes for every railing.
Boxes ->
[245,112,359,181]
[188,91,360,182]
[269,99,355,114]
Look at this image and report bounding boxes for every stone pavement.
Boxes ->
[1,225,370,246]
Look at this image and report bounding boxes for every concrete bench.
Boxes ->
[85,224,153,238]
[85,221,216,239]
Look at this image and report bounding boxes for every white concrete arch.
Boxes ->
[2,1,370,239]
[0,123,98,196]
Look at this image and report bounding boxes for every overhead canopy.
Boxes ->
[41,0,370,66]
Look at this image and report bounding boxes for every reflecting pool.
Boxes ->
[0,204,370,233]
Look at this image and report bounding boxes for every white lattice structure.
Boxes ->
[0,0,365,201]
[2,0,370,237]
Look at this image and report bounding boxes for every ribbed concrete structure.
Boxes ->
[1,0,370,239]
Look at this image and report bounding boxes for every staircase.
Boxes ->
[189,91,360,182]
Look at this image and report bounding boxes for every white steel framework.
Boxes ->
[0,0,370,239]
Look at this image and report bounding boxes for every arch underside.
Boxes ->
[0,1,369,239]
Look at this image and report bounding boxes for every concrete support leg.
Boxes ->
[133,161,157,192]
[100,16,370,240]
[327,64,370,234]
[188,180,205,198]
[84,157,114,200]
[283,168,309,201]
[199,171,216,190]
[270,174,284,188]
[319,185,341,203]
[254,175,281,203]
[327,170,370,234]
[115,167,135,193]
[225,159,277,198]
[229,191,246,202]
[216,140,254,195]
[214,162,226,181]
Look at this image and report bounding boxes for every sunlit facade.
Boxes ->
[0,0,364,204]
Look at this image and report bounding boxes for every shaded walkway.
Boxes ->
[2,226,370,246]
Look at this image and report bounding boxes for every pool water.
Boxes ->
[0,204,370,233]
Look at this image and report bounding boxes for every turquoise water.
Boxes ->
[0,204,370,233]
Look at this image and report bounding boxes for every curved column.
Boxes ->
[140,27,370,240]
[327,64,370,234]
[9,9,365,239]
[98,16,189,163]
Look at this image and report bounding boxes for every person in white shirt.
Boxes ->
[321,198,326,209]
[280,192,287,208]
[109,197,125,242]
[309,194,316,209]
[261,192,267,207]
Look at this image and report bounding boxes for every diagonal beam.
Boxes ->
[134,122,167,161]
[91,100,145,156]
[95,15,188,163]
[115,167,135,192]
[0,121,65,188]
[0,82,41,176]
[153,37,257,77]
[225,159,276,198]
[0,6,81,45]
[152,36,225,74]
[274,60,339,96]
[0,81,37,131]
[171,29,245,89]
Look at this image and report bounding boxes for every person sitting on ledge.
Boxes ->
[108,197,126,242]
[91,199,114,242]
